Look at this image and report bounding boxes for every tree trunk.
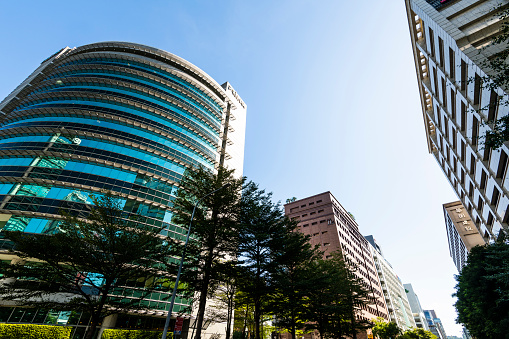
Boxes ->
[242,306,249,339]
[254,299,261,339]
[194,246,215,339]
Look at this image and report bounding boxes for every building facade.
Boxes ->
[403,283,430,331]
[365,236,416,331]
[0,42,246,338]
[443,201,485,271]
[284,192,389,326]
[424,310,448,339]
[405,0,509,241]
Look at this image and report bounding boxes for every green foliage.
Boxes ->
[270,226,321,339]
[0,323,71,339]
[0,193,173,339]
[372,318,401,339]
[236,181,292,339]
[171,166,244,339]
[101,329,168,339]
[303,252,375,339]
[453,237,509,339]
[400,328,436,339]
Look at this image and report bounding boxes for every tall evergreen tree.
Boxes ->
[304,253,375,339]
[170,166,244,339]
[0,194,173,339]
[236,182,289,339]
[270,230,321,339]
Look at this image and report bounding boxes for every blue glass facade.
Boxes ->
[0,42,239,334]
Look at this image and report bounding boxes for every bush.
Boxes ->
[0,323,71,338]
[101,329,172,339]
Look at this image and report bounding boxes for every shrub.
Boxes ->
[101,329,172,339]
[0,323,71,338]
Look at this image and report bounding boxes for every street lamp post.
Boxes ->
[161,183,231,339]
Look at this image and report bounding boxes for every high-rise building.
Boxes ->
[0,42,246,337]
[443,201,486,271]
[284,192,389,324]
[405,0,509,241]
[365,235,416,331]
[424,309,448,339]
[403,283,430,331]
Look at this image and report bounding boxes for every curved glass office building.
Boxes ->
[0,42,246,336]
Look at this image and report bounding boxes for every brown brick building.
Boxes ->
[284,192,389,325]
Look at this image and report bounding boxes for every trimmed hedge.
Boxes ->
[102,329,171,339]
[0,323,71,338]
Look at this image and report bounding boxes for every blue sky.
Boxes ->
[0,1,461,335]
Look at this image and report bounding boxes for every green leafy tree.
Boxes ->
[372,318,401,339]
[0,194,173,339]
[453,235,509,339]
[270,226,321,339]
[236,182,292,339]
[304,253,375,339]
[170,166,244,339]
[400,328,436,339]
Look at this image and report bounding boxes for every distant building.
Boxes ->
[365,235,415,331]
[444,201,486,271]
[403,284,429,331]
[284,192,389,323]
[424,310,447,339]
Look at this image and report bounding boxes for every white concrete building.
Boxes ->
[405,0,509,241]
[365,236,416,332]
[403,283,430,331]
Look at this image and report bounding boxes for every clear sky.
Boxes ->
[0,1,462,335]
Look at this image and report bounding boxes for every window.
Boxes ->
[461,102,466,132]
[311,222,317,225]
[492,187,500,207]
[429,27,435,58]
[318,209,324,213]
[461,60,467,91]
[488,90,498,122]
[461,140,466,162]
[303,224,309,227]
[309,202,314,206]
[472,117,479,146]
[317,200,322,203]
[320,220,326,223]
[449,47,455,78]
[478,196,484,210]
[461,169,465,184]
[441,77,447,106]
[497,150,508,180]
[487,213,494,226]
[450,88,456,119]
[310,211,316,215]
[474,74,482,106]
[322,231,327,234]
[470,154,476,175]
[469,182,474,198]
[438,37,444,68]
[451,126,457,150]
[444,118,449,139]
[302,214,307,217]
[433,67,439,95]
[480,170,487,190]
[483,145,491,162]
